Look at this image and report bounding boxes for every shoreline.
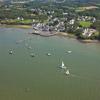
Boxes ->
[78,39,99,43]
[0,24,32,29]
[57,32,77,38]
[57,32,100,43]
[0,24,99,43]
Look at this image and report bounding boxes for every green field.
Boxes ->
[16,19,33,24]
[79,21,92,27]
[0,19,33,25]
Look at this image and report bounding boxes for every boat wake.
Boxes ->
[58,61,100,83]
[69,73,100,83]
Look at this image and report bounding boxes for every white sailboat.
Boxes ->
[60,61,66,69]
[65,69,70,75]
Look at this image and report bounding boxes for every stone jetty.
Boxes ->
[30,30,57,37]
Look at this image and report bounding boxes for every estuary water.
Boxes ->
[0,28,100,100]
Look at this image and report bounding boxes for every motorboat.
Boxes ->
[9,50,13,54]
[30,53,35,57]
[67,51,72,53]
[47,53,51,56]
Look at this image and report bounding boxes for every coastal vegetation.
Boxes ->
[0,0,100,40]
[79,21,92,27]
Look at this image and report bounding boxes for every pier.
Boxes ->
[31,30,57,37]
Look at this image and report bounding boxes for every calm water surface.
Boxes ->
[0,28,100,100]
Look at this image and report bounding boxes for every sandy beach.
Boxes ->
[0,24,32,29]
[79,39,99,43]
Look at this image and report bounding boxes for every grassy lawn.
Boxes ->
[16,19,33,24]
[20,19,32,23]
[79,21,92,27]
[75,7,85,12]
[0,19,33,25]
[94,31,99,36]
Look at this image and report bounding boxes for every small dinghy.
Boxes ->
[9,50,13,54]
[67,51,72,54]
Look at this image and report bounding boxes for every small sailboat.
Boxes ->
[65,69,70,75]
[60,61,66,69]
